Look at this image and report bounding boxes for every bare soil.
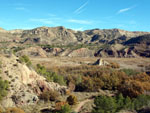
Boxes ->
[31,57,150,71]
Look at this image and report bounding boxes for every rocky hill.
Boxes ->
[0,26,150,58]
[0,54,66,108]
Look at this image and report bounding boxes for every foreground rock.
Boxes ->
[0,54,66,108]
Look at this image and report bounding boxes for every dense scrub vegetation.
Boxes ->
[0,77,9,100]
[36,64,66,85]
[33,63,150,112]
[47,65,150,98]
[92,94,150,113]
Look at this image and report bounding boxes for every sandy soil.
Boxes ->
[31,57,150,71]
[74,99,92,113]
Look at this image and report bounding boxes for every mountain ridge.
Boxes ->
[0,26,150,58]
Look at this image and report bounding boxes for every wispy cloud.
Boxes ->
[72,27,84,31]
[68,19,92,24]
[117,5,136,14]
[74,1,89,14]
[15,7,29,12]
[30,18,53,24]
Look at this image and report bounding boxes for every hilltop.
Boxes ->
[0,26,149,58]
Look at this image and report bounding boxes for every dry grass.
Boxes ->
[30,57,150,71]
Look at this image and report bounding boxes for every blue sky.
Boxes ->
[0,0,150,31]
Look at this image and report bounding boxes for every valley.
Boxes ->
[0,26,150,113]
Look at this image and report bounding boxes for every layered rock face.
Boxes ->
[0,26,150,58]
[16,46,47,58]
[0,54,66,108]
[0,26,149,45]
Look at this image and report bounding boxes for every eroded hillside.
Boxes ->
[0,26,150,58]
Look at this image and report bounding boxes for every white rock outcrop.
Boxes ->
[0,54,66,108]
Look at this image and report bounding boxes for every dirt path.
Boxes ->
[74,99,92,113]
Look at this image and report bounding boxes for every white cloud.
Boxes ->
[74,1,89,14]
[118,8,131,14]
[15,7,29,12]
[30,18,53,24]
[72,27,84,31]
[117,5,136,14]
[68,19,92,25]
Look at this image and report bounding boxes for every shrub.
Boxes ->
[52,74,66,86]
[5,107,25,113]
[133,95,150,110]
[19,55,32,67]
[76,76,104,92]
[92,95,117,113]
[39,90,59,101]
[36,64,47,75]
[92,94,150,113]
[0,77,9,100]
[121,69,139,76]
[56,104,71,113]
[55,101,68,110]
[109,62,120,68]
[118,80,144,98]
[59,104,71,113]
[66,95,78,105]
[36,64,66,85]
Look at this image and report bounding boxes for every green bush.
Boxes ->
[36,64,47,75]
[115,93,134,110]
[121,69,139,76]
[92,94,150,113]
[19,55,32,67]
[53,103,71,113]
[36,64,66,85]
[133,95,150,110]
[57,104,71,113]
[0,77,9,100]
[51,73,66,86]
[92,95,117,113]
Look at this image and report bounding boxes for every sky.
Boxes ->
[0,0,150,31]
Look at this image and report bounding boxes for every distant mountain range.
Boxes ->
[0,26,150,57]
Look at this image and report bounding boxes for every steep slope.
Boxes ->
[0,26,149,45]
[0,54,66,108]
[0,26,150,57]
[124,34,150,45]
[123,34,150,57]
[20,26,78,45]
[84,28,149,44]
